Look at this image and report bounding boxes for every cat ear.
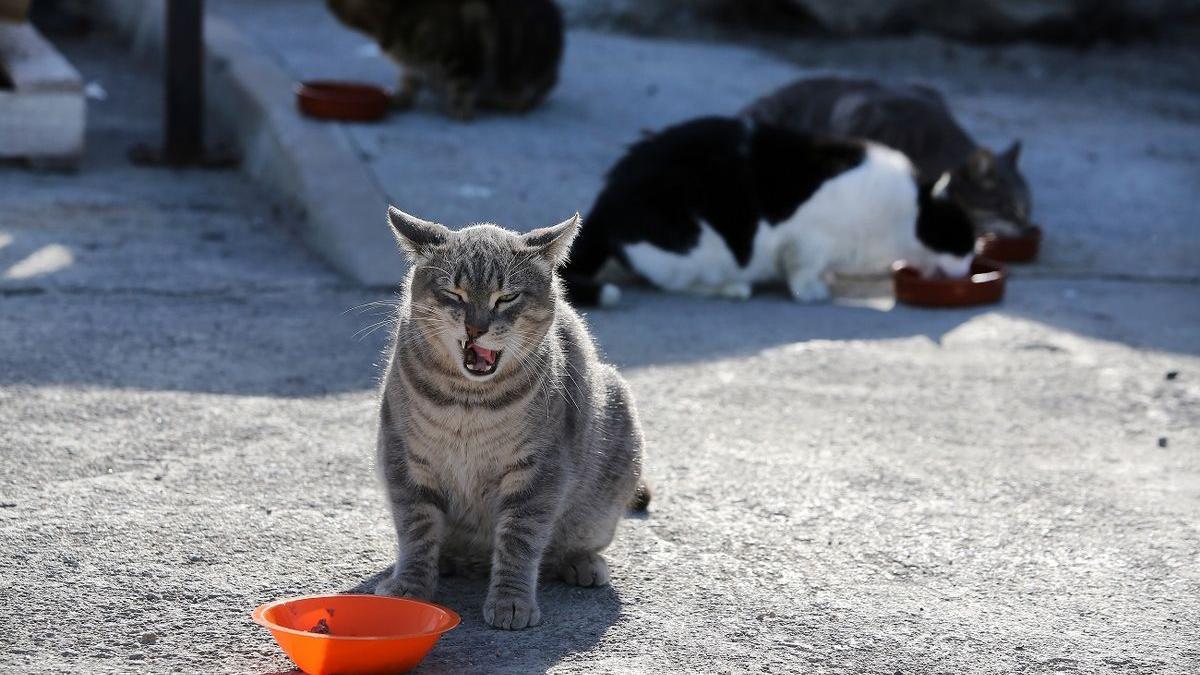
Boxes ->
[522,213,581,267]
[1000,140,1022,167]
[387,206,449,259]
[967,148,995,180]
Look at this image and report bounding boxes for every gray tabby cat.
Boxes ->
[326,0,564,120]
[744,76,1032,236]
[374,207,648,630]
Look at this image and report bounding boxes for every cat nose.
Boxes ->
[466,323,488,339]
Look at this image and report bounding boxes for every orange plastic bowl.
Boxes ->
[252,594,460,675]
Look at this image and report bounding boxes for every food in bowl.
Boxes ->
[252,594,460,675]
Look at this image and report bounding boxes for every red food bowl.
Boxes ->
[975,225,1042,263]
[892,258,1007,307]
[252,594,460,675]
[296,81,391,122]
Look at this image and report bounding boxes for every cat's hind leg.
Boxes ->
[780,233,832,303]
[393,69,423,110]
[623,227,745,300]
[546,510,620,587]
[557,551,610,587]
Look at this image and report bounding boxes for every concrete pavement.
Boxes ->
[1,16,1198,675]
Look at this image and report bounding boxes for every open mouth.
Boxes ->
[460,339,501,377]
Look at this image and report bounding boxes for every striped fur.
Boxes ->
[375,207,645,630]
[325,0,564,119]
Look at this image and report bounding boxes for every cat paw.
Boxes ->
[444,93,478,122]
[788,278,830,303]
[374,575,431,599]
[717,282,752,301]
[483,593,541,630]
[558,552,610,587]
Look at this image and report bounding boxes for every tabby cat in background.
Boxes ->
[744,77,1032,237]
[326,0,564,120]
[374,206,648,630]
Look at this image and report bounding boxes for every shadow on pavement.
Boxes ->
[587,286,977,369]
[3,276,1194,399]
[586,282,1200,369]
[345,568,622,675]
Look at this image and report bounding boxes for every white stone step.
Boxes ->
[0,22,85,164]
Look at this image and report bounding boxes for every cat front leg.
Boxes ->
[443,80,478,121]
[716,281,752,301]
[375,418,447,599]
[483,463,561,629]
[781,235,831,303]
[787,273,829,303]
[376,490,446,599]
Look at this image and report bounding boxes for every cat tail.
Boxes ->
[629,482,652,512]
[560,212,620,307]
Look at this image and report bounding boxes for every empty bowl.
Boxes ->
[976,225,1042,263]
[296,81,391,122]
[892,258,1006,307]
[252,594,460,675]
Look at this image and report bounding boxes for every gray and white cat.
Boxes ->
[744,77,1032,236]
[374,207,647,630]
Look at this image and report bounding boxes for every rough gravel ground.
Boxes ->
[1,27,1199,675]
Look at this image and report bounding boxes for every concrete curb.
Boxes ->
[94,0,402,287]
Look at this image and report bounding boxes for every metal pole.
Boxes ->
[165,0,204,163]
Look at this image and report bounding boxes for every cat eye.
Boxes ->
[495,292,521,306]
[441,289,465,304]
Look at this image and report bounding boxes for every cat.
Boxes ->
[743,76,1032,237]
[326,0,564,120]
[561,116,977,306]
[374,206,648,630]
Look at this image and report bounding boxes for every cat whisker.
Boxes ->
[343,298,401,316]
[355,318,398,342]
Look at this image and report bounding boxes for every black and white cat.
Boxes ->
[562,116,977,306]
